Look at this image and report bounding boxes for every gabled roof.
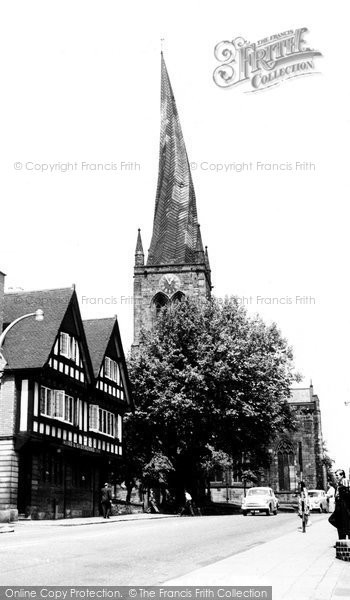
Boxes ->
[147,54,202,266]
[2,288,74,370]
[84,317,133,410]
[84,317,116,377]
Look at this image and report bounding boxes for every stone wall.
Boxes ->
[0,375,17,437]
[268,388,326,493]
[0,438,19,520]
[133,263,211,345]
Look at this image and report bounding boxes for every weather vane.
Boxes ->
[161,37,165,52]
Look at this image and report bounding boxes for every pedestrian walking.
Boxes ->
[298,481,311,532]
[180,490,195,516]
[326,482,336,513]
[149,489,160,513]
[101,482,112,519]
[328,469,350,540]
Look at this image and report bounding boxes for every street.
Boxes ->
[0,512,328,585]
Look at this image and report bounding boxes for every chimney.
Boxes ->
[0,271,6,334]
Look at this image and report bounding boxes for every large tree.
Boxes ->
[126,296,299,503]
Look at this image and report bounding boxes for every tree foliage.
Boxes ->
[322,442,336,485]
[126,296,299,501]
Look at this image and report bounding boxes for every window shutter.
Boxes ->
[60,333,70,358]
[117,414,122,441]
[108,412,114,436]
[54,390,65,419]
[74,398,79,427]
[40,388,46,414]
[104,357,111,379]
[47,389,54,417]
[75,343,80,365]
[111,413,115,436]
[116,364,120,386]
[71,338,76,362]
[89,404,99,430]
[65,395,73,422]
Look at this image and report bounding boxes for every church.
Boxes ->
[133,53,212,347]
[132,54,326,503]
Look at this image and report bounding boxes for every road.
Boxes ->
[0,512,328,585]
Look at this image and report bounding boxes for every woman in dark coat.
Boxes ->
[331,469,350,540]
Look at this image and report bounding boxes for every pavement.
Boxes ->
[1,511,174,531]
[1,513,349,598]
[165,518,350,600]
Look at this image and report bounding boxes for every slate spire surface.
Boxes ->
[147,53,199,266]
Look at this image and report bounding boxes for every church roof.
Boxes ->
[147,54,201,266]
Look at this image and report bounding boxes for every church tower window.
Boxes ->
[152,292,169,315]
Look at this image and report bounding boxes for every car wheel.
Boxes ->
[319,506,323,514]
[266,505,272,516]
[242,511,247,516]
[273,509,278,515]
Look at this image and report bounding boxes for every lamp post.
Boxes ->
[0,309,44,377]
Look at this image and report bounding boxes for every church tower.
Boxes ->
[133,54,212,345]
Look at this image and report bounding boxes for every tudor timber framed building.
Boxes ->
[0,277,133,520]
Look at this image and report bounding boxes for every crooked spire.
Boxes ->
[147,53,199,266]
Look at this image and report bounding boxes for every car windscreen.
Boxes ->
[308,492,321,497]
[247,489,269,496]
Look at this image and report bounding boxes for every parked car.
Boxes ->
[308,489,328,513]
[241,487,278,516]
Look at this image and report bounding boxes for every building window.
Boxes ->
[59,332,80,365]
[40,386,79,425]
[89,404,117,438]
[104,357,118,383]
[277,443,295,491]
[60,332,71,358]
[40,387,54,418]
[152,292,168,315]
[171,291,185,304]
[40,452,63,484]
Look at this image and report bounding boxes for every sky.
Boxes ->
[1,1,349,472]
